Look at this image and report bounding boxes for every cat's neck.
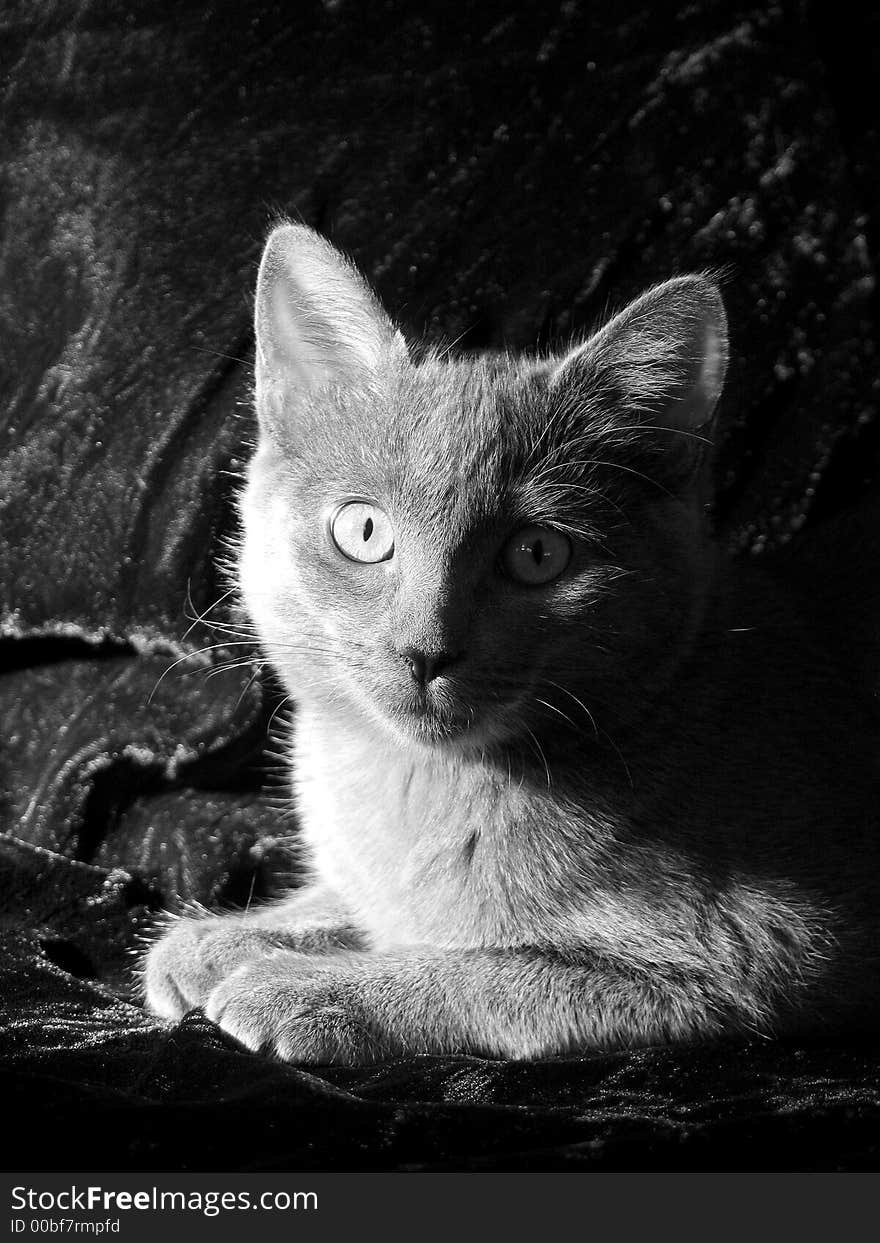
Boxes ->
[289,698,624,947]
[291,687,633,834]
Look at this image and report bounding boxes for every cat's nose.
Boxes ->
[399,646,460,686]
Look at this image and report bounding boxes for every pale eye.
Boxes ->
[502,525,571,585]
[329,501,394,564]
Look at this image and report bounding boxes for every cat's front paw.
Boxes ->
[204,954,391,1065]
[143,916,298,1020]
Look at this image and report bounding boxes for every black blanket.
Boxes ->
[2,0,879,1172]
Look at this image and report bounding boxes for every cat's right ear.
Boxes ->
[254,224,407,431]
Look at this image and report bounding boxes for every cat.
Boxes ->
[143,222,880,1063]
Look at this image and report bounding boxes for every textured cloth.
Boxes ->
[1,0,879,1172]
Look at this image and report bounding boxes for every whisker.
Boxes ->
[234,665,266,713]
[147,643,252,703]
[541,679,601,741]
[601,728,634,789]
[435,326,474,360]
[203,659,262,680]
[184,617,254,633]
[532,696,579,731]
[190,344,253,368]
[536,678,634,789]
[243,870,259,915]
[266,694,294,737]
[522,724,552,790]
[181,585,239,643]
[612,423,713,446]
[149,637,344,704]
[560,458,675,499]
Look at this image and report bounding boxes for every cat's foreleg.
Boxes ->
[142,884,363,1020]
[203,946,746,1063]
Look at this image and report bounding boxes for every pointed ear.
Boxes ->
[550,275,728,442]
[254,223,407,429]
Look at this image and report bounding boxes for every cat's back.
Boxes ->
[770,496,880,718]
[639,536,880,886]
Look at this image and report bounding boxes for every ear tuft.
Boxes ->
[254,224,406,427]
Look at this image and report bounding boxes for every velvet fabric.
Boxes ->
[1,0,879,1171]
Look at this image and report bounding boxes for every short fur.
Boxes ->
[143,224,880,1063]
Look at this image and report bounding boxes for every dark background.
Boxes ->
[1,0,879,1171]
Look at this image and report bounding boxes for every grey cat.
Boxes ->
[143,223,880,1063]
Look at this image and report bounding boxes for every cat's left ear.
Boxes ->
[254,223,407,428]
[549,274,728,450]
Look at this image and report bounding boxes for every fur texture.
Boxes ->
[143,224,880,1063]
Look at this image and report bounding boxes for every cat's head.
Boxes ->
[238,224,728,754]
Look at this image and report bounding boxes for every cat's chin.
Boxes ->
[395,716,494,753]
[341,677,525,754]
[379,697,525,755]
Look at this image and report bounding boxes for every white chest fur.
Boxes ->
[290,705,561,950]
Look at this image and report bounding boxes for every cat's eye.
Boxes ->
[329,501,395,563]
[501,525,571,585]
